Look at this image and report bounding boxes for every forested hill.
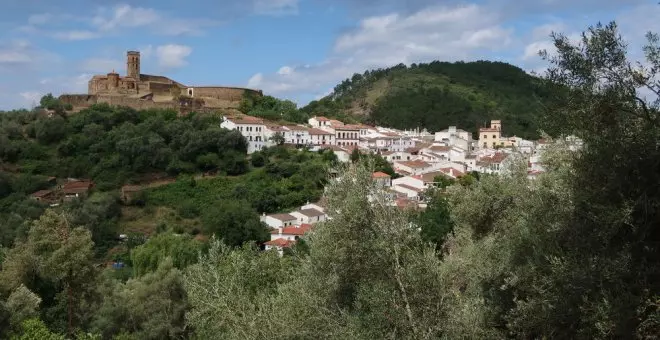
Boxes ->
[301,60,551,139]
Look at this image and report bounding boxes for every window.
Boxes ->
[483,134,487,139]
[492,135,496,138]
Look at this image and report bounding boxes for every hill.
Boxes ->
[301,60,551,139]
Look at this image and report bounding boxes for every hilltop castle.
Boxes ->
[60,51,262,114]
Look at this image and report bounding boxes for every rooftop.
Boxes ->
[264,238,296,248]
[296,208,325,218]
[270,224,312,236]
[266,213,297,221]
[396,160,431,168]
[308,128,333,135]
[372,171,391,178]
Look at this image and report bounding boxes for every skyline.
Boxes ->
[0,0,657,110]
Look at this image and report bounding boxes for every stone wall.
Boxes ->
[148,82,177,96]
[97,96,178,110]
[191,87,262,102]
[59,94,98,107]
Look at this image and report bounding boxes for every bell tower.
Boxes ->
[126,51,141,80]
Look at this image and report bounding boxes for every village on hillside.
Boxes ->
[26,112,583,256]
[219,113,584,255]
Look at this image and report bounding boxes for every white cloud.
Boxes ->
[0,40,36,65]
[19,91,42,106]
[522,40,555,61]
[92,4,160,31]
[80,58,123,73]
[247,73,264,88]
[277,66,293,75]
[248,4,512,99]
[253,0,299,15]
[155,44,192,68]
[20,4,218,41]
[27,13,52,25]
[52,30,101,41]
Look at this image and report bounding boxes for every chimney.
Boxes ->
[278,227,282,235]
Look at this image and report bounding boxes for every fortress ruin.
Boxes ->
[59,51,263,114]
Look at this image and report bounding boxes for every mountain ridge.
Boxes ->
[301,60,550,139]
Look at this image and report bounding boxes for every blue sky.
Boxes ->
[0,0,657,110]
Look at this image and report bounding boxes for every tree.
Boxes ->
[270,132,285,146]
[92,259,188,339]
[26,210,97,336]
[416,190,454,250]
[130,232,203,277]
[432,174,454,189]
[184,240,291,339]
[11,318,65,340]
[201,200,270,247]
[350,148,361,163]
[5,285,41,330]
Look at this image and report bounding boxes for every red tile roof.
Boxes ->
[264,238,296,247]
[428,145,451,152]
[62,180,93,194]
[479,152,508,164]
[31,189,54,198]
[395,183,424,192]
[226,115,264,125]
[308,128,333,135]
[372,171,391,178]
[440,167,465,178]
[397,160,431,168]
[314,116,330,121]
[270,224,312,236]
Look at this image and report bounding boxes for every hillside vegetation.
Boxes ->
[302,61,551,138]
[0,21,658,340]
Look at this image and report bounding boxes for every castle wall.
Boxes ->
[97,96,178,110]
[191,87,262,102]
[60,94,98,107]
[148,82,178,96]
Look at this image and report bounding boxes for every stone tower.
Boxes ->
[127,51,140,80]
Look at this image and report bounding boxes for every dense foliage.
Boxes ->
[0,21,659,340]
[303,61,551,139]
[0,104,248,190]
[239,92,308,123]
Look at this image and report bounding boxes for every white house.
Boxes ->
[390,137,415,152]
[283,125,311,145]
[308,116,331,128]
[372,171,392,187]
[264,238,295,256]
[475,152,513,175]
[290,208,327,224]
[335,125,360,147]
[393,160,433,175]
[392,175,427,201]
[322,145,351,162]
[435,126,472,143]
[220,115,272,154]
[265,224,313,256]
[260,213,297,229]
[301,202,325,212]
[309,128,335,146]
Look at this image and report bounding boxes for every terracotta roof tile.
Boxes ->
[264,239,296,247]
[270,224,312,236]
[372,171,391,178]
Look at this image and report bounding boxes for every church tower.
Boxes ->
[126,51,141,80]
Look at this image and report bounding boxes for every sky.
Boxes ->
[0,0,657,110]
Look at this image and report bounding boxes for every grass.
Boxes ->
[119,205,201,236]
